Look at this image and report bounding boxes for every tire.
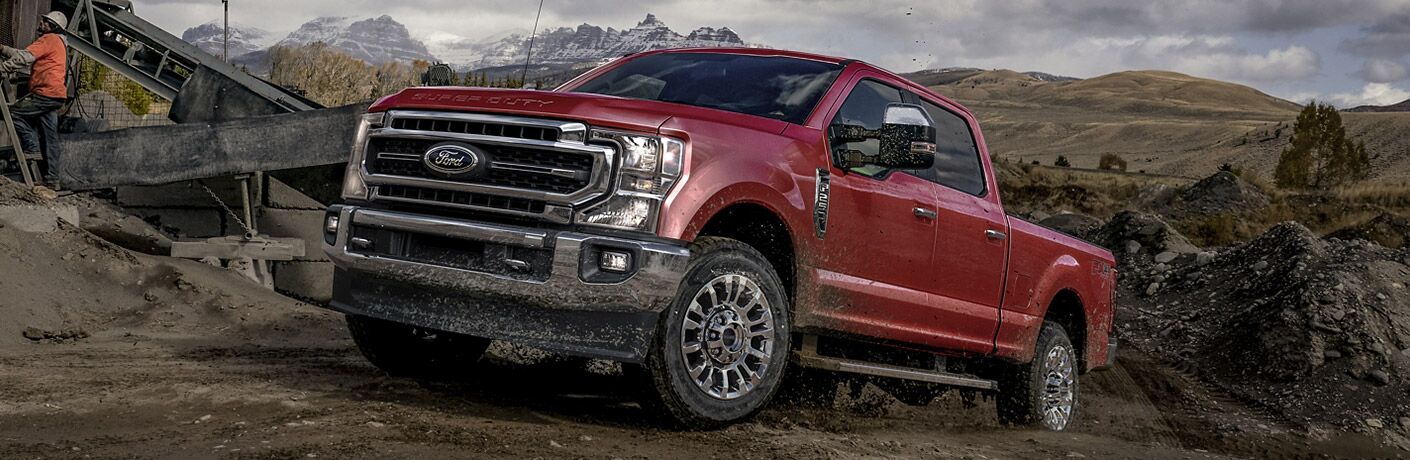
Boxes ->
[640,237,792,428]
[997,321,1079,430]
[345,314,491,379]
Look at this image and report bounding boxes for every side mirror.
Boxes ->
[831,103,937,169]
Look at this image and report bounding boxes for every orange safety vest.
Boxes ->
[25,33,67,100]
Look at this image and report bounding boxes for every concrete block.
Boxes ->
[130,208,228,238]
[265,177,327,210]
[275,261,333,303]
[0,205,79,233]
[257,208,328,261]
[116,178,245,208]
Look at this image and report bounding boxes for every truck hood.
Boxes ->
[368,87,680,134]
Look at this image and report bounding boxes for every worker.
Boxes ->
[1,11,69,185]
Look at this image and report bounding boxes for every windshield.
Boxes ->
[571,53,844,125]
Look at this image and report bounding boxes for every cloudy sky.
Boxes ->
[132,0,1410,107]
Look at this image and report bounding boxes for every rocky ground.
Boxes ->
[2,174,1409,459]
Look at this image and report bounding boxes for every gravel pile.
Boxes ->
[1120,221,1410,436]
[1328,212,1410,249]
[1168,171,1270,217]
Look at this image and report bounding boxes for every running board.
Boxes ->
[794,335,998,391]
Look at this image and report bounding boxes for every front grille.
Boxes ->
[391,117,559,142]
[378,184,547,214]
[367,138,594,194]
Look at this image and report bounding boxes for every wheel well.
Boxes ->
[1045,290,1087,368]
[696,203,796,301]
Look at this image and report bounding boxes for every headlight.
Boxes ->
[341,112,384,201]
[580,131,687,233]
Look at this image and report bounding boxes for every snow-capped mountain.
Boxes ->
[275,15,436,65]
[445,14,749,69]
[180,21,272,59]
[184,13,748,73]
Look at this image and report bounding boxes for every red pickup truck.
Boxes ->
[322,47,1117,430]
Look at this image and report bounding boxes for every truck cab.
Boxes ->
[322,47,1117,430]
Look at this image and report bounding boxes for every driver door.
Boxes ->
[811,76,947,347]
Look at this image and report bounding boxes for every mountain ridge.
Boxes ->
[183,13,748,71]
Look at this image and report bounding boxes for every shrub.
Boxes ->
[1055,155,1071,168]
[1098,154,1127,171]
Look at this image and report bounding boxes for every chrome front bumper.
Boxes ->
[322,205,690,361]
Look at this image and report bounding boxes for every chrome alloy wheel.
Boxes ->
[1042,344,1077,430]
[680,274,776,400]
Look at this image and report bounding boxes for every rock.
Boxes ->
[578,435,594,442]
[1399,417,1410,429]
[1324,350,1342,359]
[22,327,46,341]
[1196,252,1216,266]
[1125,240,1142,255]
[365,421,386,428]
[1366,418,1385,429]
[1153,263,1170,273]
[1154,251,1178,264]
[32,186,59,200]
[549,440,565,449]
[199,256,222,267]
[1145,283,1160,296]
[1251,261,1269,271]
[1368,370,1391,386]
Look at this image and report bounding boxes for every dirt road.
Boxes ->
[1,315,1397,459]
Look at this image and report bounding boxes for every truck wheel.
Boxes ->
[997,321,1079,430]
[641,237,792,428]
[345,314,490,379]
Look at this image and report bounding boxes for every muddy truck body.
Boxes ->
[322,48,1117,429]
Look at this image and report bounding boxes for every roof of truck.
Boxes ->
[627,47,851,65]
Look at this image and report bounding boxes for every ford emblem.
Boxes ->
[422,143,482,176]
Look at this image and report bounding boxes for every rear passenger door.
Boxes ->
[903,91,1008,351]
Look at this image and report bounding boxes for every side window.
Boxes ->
[830,79,903,175]
[907,95,987,196]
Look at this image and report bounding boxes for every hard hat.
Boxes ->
[41,11,68,30]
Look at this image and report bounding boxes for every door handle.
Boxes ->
[985,229,1007,241]
[913,207,938,219]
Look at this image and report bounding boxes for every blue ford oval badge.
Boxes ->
[422,144,481,176]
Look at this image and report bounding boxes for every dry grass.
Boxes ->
[999,160,1410,248]
[1336,183,1410,208]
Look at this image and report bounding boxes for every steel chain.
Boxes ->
[198,181,254,235]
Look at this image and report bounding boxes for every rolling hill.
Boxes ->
[906,69,1410,185]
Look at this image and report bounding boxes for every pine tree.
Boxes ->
[1275,101,1371,189]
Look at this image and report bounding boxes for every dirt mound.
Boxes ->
[1174,171,1270,215]
[1328,212,1410,249]
[1093,211,1199,260]
[1121,222,1410,439]
[1038,212,1103,238]
[0,179,330,346]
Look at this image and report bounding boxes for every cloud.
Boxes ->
[1322,83,1410,108]
[1357,59,1410,83]
[1052,36,1321,83]
[1342,9,1410,58]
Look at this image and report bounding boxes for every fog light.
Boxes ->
[599,250,631,273]
[324,215,340,234]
